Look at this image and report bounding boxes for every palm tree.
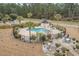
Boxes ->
[17,16,24,24]
[27,12,32,43]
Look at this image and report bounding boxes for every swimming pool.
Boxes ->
[29,28,48,33]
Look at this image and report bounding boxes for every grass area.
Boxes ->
[0,18,79,28]
[23,18,41,23]
[51,21,79,25]
[24,18,79,25]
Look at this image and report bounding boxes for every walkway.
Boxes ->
[58,39,79,56]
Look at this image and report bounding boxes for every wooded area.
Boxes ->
[0,3,79,21]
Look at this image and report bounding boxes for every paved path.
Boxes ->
[58,39,79,56]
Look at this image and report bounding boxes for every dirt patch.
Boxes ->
[0,29,43,56]
[66,27,79,40]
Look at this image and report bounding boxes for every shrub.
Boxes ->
[14,33,21,39]
[57,33,62,38]
[76,44,79,49]
[55,43,61,48]
[72,38,76,41]
[54,14,62,21]
[63,54,65,56]
[40,34,47,42]
[61,47,69,53]
[56,50,60,53]
[47,34,51,40]
[13,23,25,28]
[25,22,39,28]
[13,24,22,28]
[17,16,24,24]
[55,25,66,31]
[73,47,76,50]
[54,52,63,56]
[76,40,79,43]
[12,22,39,28]
[27,12,32,18]
[2,14,11,23]
[49,16,54,20]
[30,35,36,40]
[13,26,20,39]
[63,18,73,21]
[73,42,76,44]
[10,13,17,20]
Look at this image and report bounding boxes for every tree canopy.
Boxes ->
[0,3,79,21]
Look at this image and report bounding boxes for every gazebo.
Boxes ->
[41,19,49,23]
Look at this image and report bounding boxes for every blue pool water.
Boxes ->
[29,28,48,33]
